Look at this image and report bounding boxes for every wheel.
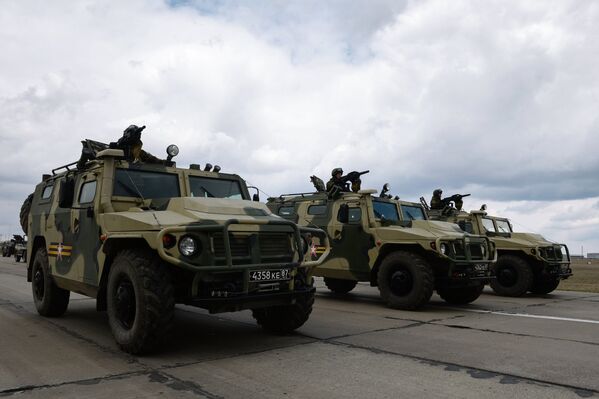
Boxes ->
[377,251,434,310]
[489,255,533,297]
[107,248,174,355]
[252,290,315,334]
[438,283,484,305]
[324,277,357,294]
[15,255,21,263]
[529,276,560,295]
[32,247,70,317]
[20,193,33,235]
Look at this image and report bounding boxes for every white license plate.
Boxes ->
[474,264,488,272]
[250,269,291,282]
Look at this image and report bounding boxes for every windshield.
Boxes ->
[495,219,512,233]
[189,176,244,199]
[373,200,400,222]
[114,169,180,199]
[401,205,426,220]
[481,217,496,233]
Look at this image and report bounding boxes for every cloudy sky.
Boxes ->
[1,0,598,254]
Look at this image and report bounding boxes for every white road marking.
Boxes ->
[457,308,599,324]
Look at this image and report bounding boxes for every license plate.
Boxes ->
[474,264,488,272]
[249,269,291,282]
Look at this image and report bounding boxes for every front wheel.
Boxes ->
[377,251,434,310]
[490,255,533,297]
[529,276,560,295]
[438,284,484,305]
[324,277,357,294]
[15,255,21,263]
[107,249,174,355]
[32,247,70,317]
[252,291,315,334]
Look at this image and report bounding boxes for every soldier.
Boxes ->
[430,189,443,209]
[326,168,348,198]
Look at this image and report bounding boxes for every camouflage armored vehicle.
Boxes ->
[1,235,24,259]
[267,177,495,310]
[425,194,571,296]
[13,235,27,262]
[1,240,13,257]
[22,125,329,354]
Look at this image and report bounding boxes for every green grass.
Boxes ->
[558,259,599,293]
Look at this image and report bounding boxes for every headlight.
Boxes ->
[440,243,448,255]
[179,236,199,256]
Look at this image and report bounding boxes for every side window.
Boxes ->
[458,220,474,234]
[337,207,361,223]
[278,206,295,216]
[308,205,328,215]
[79,181,97,204]
[41,185,54,200]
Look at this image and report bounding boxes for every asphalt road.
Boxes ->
[1,256,598,398]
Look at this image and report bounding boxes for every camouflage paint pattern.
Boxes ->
[428,208,572,280]
[267,191,495,287]
[27,150,330,311]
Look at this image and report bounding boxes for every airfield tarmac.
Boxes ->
[1,256,598,399]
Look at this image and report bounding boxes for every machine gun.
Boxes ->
[341,170,369,193]
[441,193,470,211]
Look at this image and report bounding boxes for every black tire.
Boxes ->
[107,248,174,355]
[377,251,434,310]
[438,283,484,305]
[20,193,33,235]
[529,276,560,295]
[324,277,357,294]
[32,247,70,317]
[15,255,21,263]
[252,291,315,334]
[490,255,533,297]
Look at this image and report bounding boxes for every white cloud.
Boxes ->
[0,0,598,252]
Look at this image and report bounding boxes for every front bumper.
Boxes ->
[433,236,496,280]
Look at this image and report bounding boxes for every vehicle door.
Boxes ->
[69,173,102,286]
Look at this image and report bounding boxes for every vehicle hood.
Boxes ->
[101,197,282,232]
[493,232,556,247]
[376,220,473,241]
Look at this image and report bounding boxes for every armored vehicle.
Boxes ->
[2,235,25,259]
[267,180,495,310]
[23,126,329,354]
[425,196,571,296]
[13,235,27,262]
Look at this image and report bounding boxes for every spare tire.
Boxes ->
[20,193,33,235]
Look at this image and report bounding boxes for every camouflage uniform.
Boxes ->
[430,189,443,209]
[326,168,348,198]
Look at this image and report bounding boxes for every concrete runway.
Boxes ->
[1,256,598,398]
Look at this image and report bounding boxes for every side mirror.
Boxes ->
[58,178,75,208]
[252,193,260,202]
[338,204,349,223]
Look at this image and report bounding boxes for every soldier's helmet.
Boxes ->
[433,188,443,196]
[332,168,343,176]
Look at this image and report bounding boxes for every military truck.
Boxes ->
[1,235,25,259]
[267,180,495,310]
[23,126,329,354]
[425,196,571,296]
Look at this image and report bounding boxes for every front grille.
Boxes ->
[212,232,295,264]
[469,243,483,259]
[259,233,292,256]
[213,233,250,258]
[541,246,563,261]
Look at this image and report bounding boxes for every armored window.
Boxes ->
[495,219,512,233]
[79,181,97,204]
[278,206,295,216]
[308,205,328,215]
[401,205,426,221]
[114,169,180,199]
[189,176,244,200]
[373,200,399,222]
[338,207,361,223]
[41,185,54,200]
[482,217,496,233]
[458,220,474,234]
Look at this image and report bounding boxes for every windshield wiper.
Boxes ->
[123,170,147,207]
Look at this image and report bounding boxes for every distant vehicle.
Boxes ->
[13,235,27,263]
[267,178,495,310]
[425,196,571,296]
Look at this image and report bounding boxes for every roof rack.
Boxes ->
[52,161,78,176]
[277,192,322,199]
